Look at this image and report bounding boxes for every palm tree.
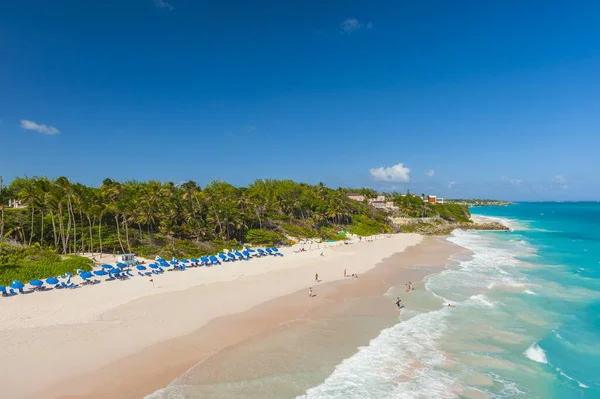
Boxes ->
[18,179,39,246]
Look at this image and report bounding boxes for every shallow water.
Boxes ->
[299,203,599,398]
[147,203,600,398]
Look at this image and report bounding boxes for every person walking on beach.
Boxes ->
[405,283,408,292]
[309,287,313,297]
[315,273,319,282]
[344,268,347,277]
[395,297,402,309]
[408,281,413,291]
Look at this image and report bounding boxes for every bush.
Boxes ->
[429,204,471,223]
[0,243,92,285]
[349,215,392,236]
[244,229,285,246]
[281,223,317,239]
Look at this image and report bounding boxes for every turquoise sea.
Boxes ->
[148,202,599,399]
[299,203,599,398]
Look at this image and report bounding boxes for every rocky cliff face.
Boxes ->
[400,221,509,236]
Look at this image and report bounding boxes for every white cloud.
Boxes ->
[501,176,522,186]
[20,120,60,135]
[425,169,435,177]
[154,0,174,10]
[369,163,411,183]
[448,181,456,189]
[341,18,372,34]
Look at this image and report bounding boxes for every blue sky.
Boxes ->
[1,0,599,201]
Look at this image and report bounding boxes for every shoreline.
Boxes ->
[0,234,422,398]
[48,237,465,399]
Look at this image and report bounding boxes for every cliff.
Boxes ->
[397,221,509,236]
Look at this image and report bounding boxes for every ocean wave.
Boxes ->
[524,342,548,364]
[297,310,457,399]
[556,368,589,388]
[468,294,496,308]
[524,289,538,295]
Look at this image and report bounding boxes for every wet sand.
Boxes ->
[46,237,465,399]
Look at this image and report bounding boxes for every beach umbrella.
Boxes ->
[200,256,209,264]
[29,280,44,287]
[10,281,25,289]
[242,250,250,258]
[116,263,127,268]
[272,247,280,253]
[234,251,244,259]
[93,270,108,276]
[218,253,227,260]
[169,260,178,265]
[46,277,59,285]
[190,258,199,263]
[109,268,121,275]
[149,264,159,269]
[257,249,265,255]
[80,272,94,280]
[0,286,6,294]
[180,259,190,263]
[265,248,273,254]
[209,255,219,263]
[227,253,235,260]
[101,264,113,269]
[136,265,147,271]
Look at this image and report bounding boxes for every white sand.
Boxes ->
[0,233,421,398]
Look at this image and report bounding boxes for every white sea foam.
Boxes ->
[524,342,548,364]
[297,310,457,399]
[524,289,538,295]
[300,226,538,399]
[468,294,496,308]
[556,368,589,388]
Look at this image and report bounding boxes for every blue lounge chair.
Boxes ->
[272,247,283,256]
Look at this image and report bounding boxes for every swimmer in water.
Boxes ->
[395,297,402,309]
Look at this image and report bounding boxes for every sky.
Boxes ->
[1,0,599,201]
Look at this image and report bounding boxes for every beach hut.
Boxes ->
[117,253,137,266]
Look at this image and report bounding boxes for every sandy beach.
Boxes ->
[0,233,453,398]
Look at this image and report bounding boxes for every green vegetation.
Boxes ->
[432,204,471,223]
[244,229,285,246]
[445,199,512,206]
[0,242,92,285]
[387,193,472,222]
[0,177,392,262]
[350,214,393,236]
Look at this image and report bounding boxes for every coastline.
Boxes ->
[52,236,464,399]
[0,233,427,398]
